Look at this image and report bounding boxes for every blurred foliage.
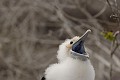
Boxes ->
[0,0,119,80]
[101,31,115,41]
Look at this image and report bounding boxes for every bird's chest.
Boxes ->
[55,63,92,80]
[58,63,90,80]
[45,59,95,80]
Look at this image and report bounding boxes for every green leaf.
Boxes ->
[101,32,115,41]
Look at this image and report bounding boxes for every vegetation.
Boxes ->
[0,0,119,80]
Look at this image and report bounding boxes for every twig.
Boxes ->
[106,0,120,26]
[110,31,120,80]
[93,2,107,18]
[54,0,75,37]
[106,1,120,79]
[106,0,115,14]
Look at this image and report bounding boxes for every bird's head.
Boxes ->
[57,29,91,61]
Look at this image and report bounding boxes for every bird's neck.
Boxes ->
[57,45,70,62]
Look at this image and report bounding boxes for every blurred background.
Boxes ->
[0,0,120,80]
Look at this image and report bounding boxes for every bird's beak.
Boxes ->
[77,29,91,43]
[71,29,91,60]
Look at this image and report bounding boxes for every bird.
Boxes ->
[41,29,95,80]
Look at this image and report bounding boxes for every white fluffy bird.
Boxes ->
[41,30,95,80]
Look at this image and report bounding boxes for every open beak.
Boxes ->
[71,29,91,60]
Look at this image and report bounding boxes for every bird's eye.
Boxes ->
[70,41,73,44]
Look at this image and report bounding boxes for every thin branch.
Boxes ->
[106,0,115,14]
[54,0,75,37]
[110,31,120,80]
[94,2,107,18]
